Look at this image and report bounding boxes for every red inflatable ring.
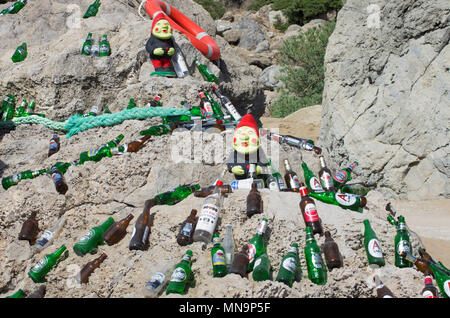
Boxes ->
[145,0,221,61]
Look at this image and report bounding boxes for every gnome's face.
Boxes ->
[233,126,260,154]
[152,19,173,40]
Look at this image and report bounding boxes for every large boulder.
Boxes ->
[320,0,450,199]
[232,18,268,51]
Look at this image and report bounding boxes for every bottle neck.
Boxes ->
[319,156,326,168]
[284,160,291,171]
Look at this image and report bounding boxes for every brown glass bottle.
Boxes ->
[421,275,438,298]
[51,166,68,195]
[322,231,342,270]
[299,184,323,235]
[230,245,249,278]
[102,214,134,246]
[176,209,198,246]
[123,134,151,153]
[79,253,108,284]
[402,251,432,275]
[18,211,39,244]
[48,134,60,157]
[27,285,46,298]
[194,185,232,198]
[374,275,396,298]
[283,159,301,191]
[129,200,154,251]
[246,182,263,218]
[318,155,335,192]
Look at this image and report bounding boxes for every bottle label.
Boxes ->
[145,272,165,289]
[282,257,296,273]
[195,203,220,234]
[11,174,20,183]
[87,148,99,158]
[31,256,48,273]
[203,102,213,117]
[247,244,256,263]
[383,295,393,298]
[320,172,333,189]
[310,177,324,192]
[49,140,58,150]
[170,268,186,283]
[180,222,193,237]
[277,178,287,190]
[99,45,109,53]
[36,230,53,247]
[83,46,91,54]
[312,253,323,269]
[213,250,226,266]
[333,171,348,183]
[368,239,383,258]
[304,203,319,222]
[335,193,357,206]
[422,290,436,298]
[396,240,411,255]
[444,280,450,297]
[289,175,300,189]
[268,179,278,191]
[78,229,95,245]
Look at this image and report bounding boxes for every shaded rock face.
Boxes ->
[320,0,450,200]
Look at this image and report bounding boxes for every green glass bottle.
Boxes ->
[0,0,27,16]
[204,91,224,119]
[162,115,195,124]
[1,94,16,121]
[5,289,26,298]
[73,217,114,256]
[14,99,27,117]
[304,227,327,285]
[252,253,271,282]
[340,183,376,197]
[81,32,93,55]
[12,42,27,63]
[211,233,227,277]
[153,184,200,206]
[83,0,101,19]
[194,58,218,84]
[429,262,450,298]
[2,169,47,190]
[99,34,111,57]
[363,219,385,267]
[301,162,325,193]
[103,105,111,114]
[49,162,71,175]
[73,135,124,165]
[394,216,413,268]
[308,191,366,213]
[28,245,68,283]
[247,218,268,272]
[276,243,301,287]
[140,124,172,136]
[126,98,137,109]
[267,158,287,191]
[25,100,35,114]
[332,161,358,190]
[166,250,194,295]
[181,101,205,118]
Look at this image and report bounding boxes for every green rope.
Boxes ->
[0,107,190,138]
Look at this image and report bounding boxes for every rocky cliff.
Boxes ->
[320,0,449,200]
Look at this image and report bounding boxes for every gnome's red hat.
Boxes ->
[151,12,167,31]
[235,113,259,138]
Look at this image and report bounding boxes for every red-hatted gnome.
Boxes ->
[146,13,177,77]
[226,113,268,179]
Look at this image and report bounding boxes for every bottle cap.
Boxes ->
[215,180,223,186]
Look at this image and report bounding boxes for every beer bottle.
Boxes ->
[401,252,432,275]
[194,184,232,198]
[11,42,27,63]
[126,98,137,109]
[222,224,235,271]
[6,289,26,298]
[276,243,301,287]
[322,231,343,270]
[102,214,134,246]
[301,162,324,193]
[211,233,227,277]
[299,184,323,235]
[139,124,172,136]
[194,58,219,84]
[1,94,15,121]
[103,105,111,114]
[166,250,194,295]
[283,159,301,191]
[246,182,263,218]
[304,227,327,285]
[129,200,154,251]
[318,155,335,192]
[428,263,450,298]
[48,134,60,157]
[308,191,367,213]
[422,275,438,298]
[83,0,101,19]
[121,135,151,153]
[143,261,176,298]
[25,100,35,114]
[247,218,268,272]
[373,275,395,298]
[50,162,71,175]
[79,253,108,284]
[199,92,214,118]
[394,216,413,268]
[230,178,264,191]
[162,114,196,124]
[230,245,249,278]
[83,105,98,117]
[340,182,376,197]
[363,219,385,267]
[418,248,450,275]
[153,184,200,206]
[212,85,242,121]
[18,211,39,244]
[81,33,93,55]
[332,161,358,190]
[204,91,224,119]
[27,285,46,298]
[176,209,197,246]
[252,253,271,282]
[266,158,287,191]
[2,169,47,190]
[14,99,27,117]
[32,214,67,253]
[148,94,162,107]
[193,183,223,243]
[91,38,99,56]
[73,134,124,165]
[99,34,111,57]
[28,244,68,283]
[73,217,115,256]
[0,0,27,15]
[51,166,68,195]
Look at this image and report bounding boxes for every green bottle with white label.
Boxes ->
[247,218,268,272]
[12,42,27,63]
[81,33,93,55]
[301,162,324,193]
[394,216,413,268]
[211,233,227,277]
[304,227,327,285]
[363,219,385,267]
[308,191,366,213]
[166,250,194,295]
[276,243,302,287]
[28,245,68,283]
[73,217,114,256]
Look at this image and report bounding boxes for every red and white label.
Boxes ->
[335,193,357,206]
[320,172,333,189]
[247,244,256,263]
[290,175,300,189]
[304,203,319,222]
[310,177,324,192]
[368,239,383,258]
[422,290,436,298]
[444,280,450,297]
[333,171,347,183]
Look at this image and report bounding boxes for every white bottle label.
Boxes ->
[290,175,300,189]
[170,268,186,282]
[422,290,436,298]
[282,257,296,273]
[368,239,383,258]
[78,229,95,245]
[396,240,411,255]
[444,280,450,297]
[36,230,54,247]
[320,172,333,189]
[312,253,323,269]
[335,193,357,206]
[180,222,193,237]
[310,177,324,192]
[268,180,278,191]
[195,203,220,234]
[146,272,165,289]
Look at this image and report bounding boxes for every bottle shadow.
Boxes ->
[0,159,8,178]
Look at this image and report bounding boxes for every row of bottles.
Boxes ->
[1,94,44,121]
[81,33,111,57]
